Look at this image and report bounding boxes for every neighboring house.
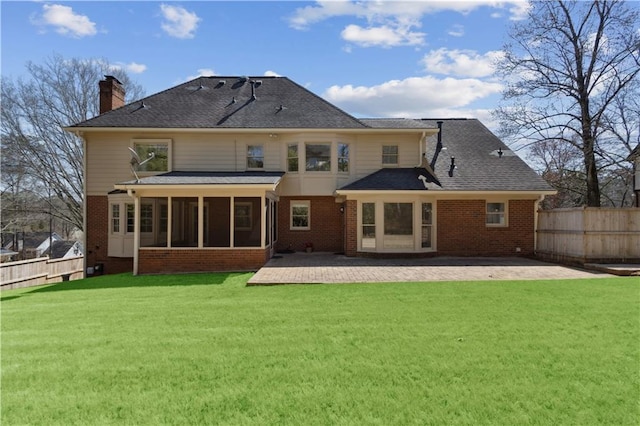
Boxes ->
[3,231,63,259]
[44,240,84,259]
[0,248,18,263]
[66,76,555,275]
[630,145,640,207]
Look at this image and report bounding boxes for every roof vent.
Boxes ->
[217,80,226,87]
[276,104,287,113]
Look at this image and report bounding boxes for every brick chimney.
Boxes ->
[99,75,125,114]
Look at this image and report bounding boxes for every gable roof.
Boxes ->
[70,76,374,130]
[44,241,80,259]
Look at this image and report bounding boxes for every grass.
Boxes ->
[2,273,639,425]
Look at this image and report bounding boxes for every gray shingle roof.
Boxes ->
[341,168,441,191]
[420,119,553,191]
[118,171,285,186]
[342,118,553,193]
[70,76,370,129]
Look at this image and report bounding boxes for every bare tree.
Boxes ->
[495,0,640,207]
[1,54,145,231]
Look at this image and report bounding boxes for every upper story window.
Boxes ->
[486,202,507,227]
[247,145,264,169]
[338,143,349,173]
[132,139,170,172]
[306,144,331,172]
[287,144,299,172]
[382,145,398,166]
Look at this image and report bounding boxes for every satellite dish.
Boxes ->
[128,147,155,183]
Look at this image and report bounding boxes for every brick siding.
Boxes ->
[86,195,133,274]
[437,199,535,256]
[138,248,268,274]
[276,196,344,253]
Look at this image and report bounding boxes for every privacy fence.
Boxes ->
[1,256,84,290]
[536,207,640,264]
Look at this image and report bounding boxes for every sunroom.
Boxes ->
[112,171,283,274]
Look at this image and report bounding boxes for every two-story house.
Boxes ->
[66,76,554,275]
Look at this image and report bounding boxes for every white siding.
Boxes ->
[85,130,423,196]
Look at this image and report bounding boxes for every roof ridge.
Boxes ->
[283,77,370,128]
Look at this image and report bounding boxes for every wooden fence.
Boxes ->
[537,207,640,264]
[1,256,84,290]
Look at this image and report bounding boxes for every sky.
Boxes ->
[1,1,538,128]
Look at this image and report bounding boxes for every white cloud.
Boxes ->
[34,4,97,38]
[323,76,503,118]
[447,24,465,37]
[289,1,531,31]
[185,68,216,81]
[422,48,504,78]
[341,24,425,47]
[160,4,200,39]
[264,70,282,77]
[113,62,147,74]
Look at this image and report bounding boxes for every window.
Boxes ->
[487,202,507,226]
[382,145,398,166]
[140,204,153,233]
[306,144,331,171]
[234,202,253,230]
[111,204,120,233]
[291,201,310,230]
[383,202,413,249]
[247,145,264,169]
[126,204,135,233]
[133,140,170,172]
[362,203,375,249]
[421,203,432,248]
[338,143,349,173]
[287,144,299,172]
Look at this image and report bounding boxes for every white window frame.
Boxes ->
[382,145,399,167]
[305,143,332,172]
[337,142,349,173]
[246,144,264,170]
[287,143,299,173]
[131,139,172,174]
[290,200,311,230]
[486,201,508,227]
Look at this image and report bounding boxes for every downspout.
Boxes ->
[129,189,139,275]
[533,194,546,253]
[77,130,88,278]
[416,132,426,167]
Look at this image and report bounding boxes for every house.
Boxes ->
[66,75,555,275]
[44,240,84,260]
[3,231,63,259]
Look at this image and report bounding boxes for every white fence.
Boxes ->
[537,207,640,264]
[1,256,84,290]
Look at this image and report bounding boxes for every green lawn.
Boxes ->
[2,274,639,425]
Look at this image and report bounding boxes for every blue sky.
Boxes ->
[2,1,536,127]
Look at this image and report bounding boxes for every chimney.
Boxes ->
[99,75,125,114]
